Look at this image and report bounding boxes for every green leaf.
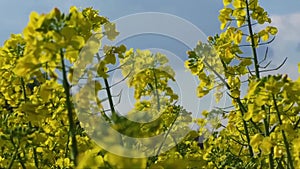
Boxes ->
[104,53,116,65]
[104,22,119,41]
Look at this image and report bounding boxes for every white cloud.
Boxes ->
[271,13,300,41]
[264,13,300,79]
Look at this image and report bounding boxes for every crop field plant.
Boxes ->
[0,0,300,168]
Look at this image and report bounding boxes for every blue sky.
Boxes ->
[1,1,300,119]
[1,1,299,77]
[2,0,299,41]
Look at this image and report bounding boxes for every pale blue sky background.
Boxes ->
[0,1,300,120]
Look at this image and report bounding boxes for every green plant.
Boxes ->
[0,1,299,168]
[185,0,300,168]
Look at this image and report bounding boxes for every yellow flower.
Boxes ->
[250,134,263,152]
[125,48,134,57]
[274,145,284,158]
[36,147,43,153]
[260,137,273,155]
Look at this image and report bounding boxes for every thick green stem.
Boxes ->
[60,49,78,166]
[245,0,260,79]
[245,0,274,163]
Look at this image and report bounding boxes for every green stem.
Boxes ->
[156,107,179,156]
[152,68,160,111]
[8,148,18,169]
[20,78,30,168]
[60,49,78,166]
[65,134,70,158]
[33,147,39,168]
[263,117,274,169]
[104,78,117,121]
[20,78,27,102]
[17,154,26,169]
[8,137,19,169]
[293,118,300,130]
[245,0,260,79]
[245,0,273,162]
[203,60,254,157]
[103,78,124,146]
[236,100,254,157]
[272,94,294,169]
[261,105,274,168]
